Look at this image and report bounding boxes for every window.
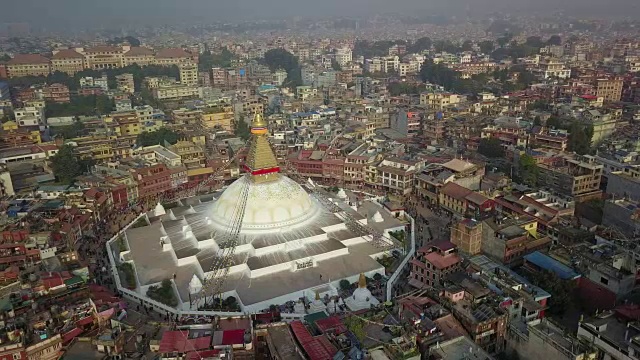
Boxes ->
[600,277,609,285]
[13,353,21,360]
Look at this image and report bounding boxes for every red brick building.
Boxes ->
[409,242,462,288]
[131,163,173,199]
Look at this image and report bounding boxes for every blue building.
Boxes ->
[0,81,9,100]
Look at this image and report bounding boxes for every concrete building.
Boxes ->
[153,84,199,101]
[5,54,51,78]
[154,48,194,66]
[537,155,603,202]
[420,92,461,111]
[123,46,155,66]
[596,78,624,102]
[51,49,85,75]
[429,336,495,360]
[40,83,71,103]
[481,216,551,267]
[334,48,352,67]
[409,242,462,288]
[450,218,483,255]
[14,106,44,127]
[507,319,596,360]
[273,69,287,86]
[179,63,199,86]
[202,105,234,131]
[116,73,135,94]
[79,75,109,91]
[577,312,640,360]
[84,46,124,70]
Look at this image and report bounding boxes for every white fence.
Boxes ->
[385,213,415,301]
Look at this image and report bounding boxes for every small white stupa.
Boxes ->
[154,203,166,217]
[337,188,348,199]
[327,298,337,314]
[345,273,379,311]
[372,211,384,223]
[188,274,202,294]
[308,291,327,314]
[294,300,306,314]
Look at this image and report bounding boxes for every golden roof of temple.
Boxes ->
[244,112,280,182]
[358,273,367,288]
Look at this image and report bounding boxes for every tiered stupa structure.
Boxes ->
[108,112,405,313]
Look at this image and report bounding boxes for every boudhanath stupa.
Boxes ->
[109,112,405,313]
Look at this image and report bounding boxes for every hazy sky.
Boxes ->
[2,0,640,29]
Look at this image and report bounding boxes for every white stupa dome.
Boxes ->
[188,274,202,294]
[337,188,347,199]
[372,211,384,223]
[210,174,321,231]
[154,203,166,217]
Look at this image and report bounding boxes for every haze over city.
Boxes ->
[2,0,640,29]
[2,0,640,359]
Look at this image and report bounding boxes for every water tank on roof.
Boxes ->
[436,112,444,119]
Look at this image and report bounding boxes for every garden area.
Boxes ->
[198,296,241,312]
[117,235,128,252]
[131,217,149,229]
[147,279,178,307]
[118,262,136,289]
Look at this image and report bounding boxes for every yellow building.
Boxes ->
[153,84,199,101]
[201,105,234,131]
[170,140,205,168]
[84,46,124,70]
[172,108,202,126]
[154,48,194,66]
[420,92,461,111]
[123,47,156,66]
[179,62,199,86]
[596,78,623,102]
[51,49,85,75]
[6,54,51,78]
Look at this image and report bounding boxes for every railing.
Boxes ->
[386,212,415,302]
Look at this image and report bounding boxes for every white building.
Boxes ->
[14,106,45,127]
[335,48,353,67]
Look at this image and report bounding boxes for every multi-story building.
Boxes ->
[420,92,461,111]
[5,54,51,78]
[84,46,124,70]
[537,154,603,202]
[14,106,45,127]
[201,105,234,131]
[172,108,202,127]
[481,216,551,267]
[179,63,198,86]
[131,163,173,198]
[170,140,206,169]
[79,75,109,91]
[375,157,423,195]
[439,182,494,217]
[123,46,155,66]
[40,83,71,103]
[334,47,352,66]
[409,242,462,288]
[154,48,194,66]
[451,218,483,255]
[116,73,135,94]
[390,109,421,137]
[51,49,85,75]
[538,58,571,79]
[596,78,624,102]
[577,313,640,360]
[153,84,199,100]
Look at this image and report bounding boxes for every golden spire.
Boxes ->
[243,110,280,181]
[358,273,367,288]
[315,290,320,300]
[250,111,268,135]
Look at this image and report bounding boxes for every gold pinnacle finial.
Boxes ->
[315,290,320,300]
[252,110,267,130]
[358,273,366,288]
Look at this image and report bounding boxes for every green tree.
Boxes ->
[0,54,10,62]
[50,145,83,184]
[146,279,178,307]
[331,59,342,71]
[262,49,302,88]
[519,154,539,187]
[461,40,474,52]
[547,35,562,46]
[387,82,422,96]
[478,138,505,158]
[51,120,85,139]
[234,116,251,140]
[479,40,495,54]
[137,128,179,147]
[199,48,234,71]
[545,115,564,129]
[568,122,593,155]
[407,37,432,53]
[533,116,542,126]
[344,316,366,342]
[528,270,576,317]
[339,279,351,291]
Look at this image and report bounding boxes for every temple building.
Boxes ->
[109,113,405,313]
